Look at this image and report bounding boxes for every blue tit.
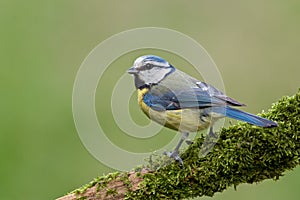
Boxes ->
[127,55,277,165]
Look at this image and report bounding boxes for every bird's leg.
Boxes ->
[199,125,218,157]
[208,126,218,139]
[174,132,189,152]
[164,132,189,166]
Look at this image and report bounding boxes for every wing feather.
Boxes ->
[143,81,245,111]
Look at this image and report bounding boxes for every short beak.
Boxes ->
[127,67,138,74]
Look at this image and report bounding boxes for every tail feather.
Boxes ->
[213,106,277,127]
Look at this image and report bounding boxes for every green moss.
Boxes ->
[71,171,120,195]
[119,172,132,188]
[105,188,118,197]
[76,196,87,200]
[70,89,300,200]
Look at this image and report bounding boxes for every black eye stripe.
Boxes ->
[139,63,154,71]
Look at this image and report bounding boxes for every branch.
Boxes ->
[57,89,300,200]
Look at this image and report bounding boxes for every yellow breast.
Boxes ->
[137,88,151,117]
[137,88,211,132]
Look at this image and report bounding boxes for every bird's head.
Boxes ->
[127,55,175,89]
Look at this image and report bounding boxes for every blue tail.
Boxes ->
[212,106,277,127]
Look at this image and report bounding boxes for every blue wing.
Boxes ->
[143,81,244,111]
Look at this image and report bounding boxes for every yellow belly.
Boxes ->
[137,88,211,132]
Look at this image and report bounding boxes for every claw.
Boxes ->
[164,150,183,166]
[162,132,190,166]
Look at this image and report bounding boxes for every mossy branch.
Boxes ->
[57,89,300,200]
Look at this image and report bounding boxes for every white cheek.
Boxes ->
[138,67,172,85]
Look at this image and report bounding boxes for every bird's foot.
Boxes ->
[163,150,183,166]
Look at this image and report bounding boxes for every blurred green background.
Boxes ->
[1,0,300,199]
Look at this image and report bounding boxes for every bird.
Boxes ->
[127,55,277,165]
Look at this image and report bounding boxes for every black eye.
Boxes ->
[142,63,153,70]
[145,63,152,69]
